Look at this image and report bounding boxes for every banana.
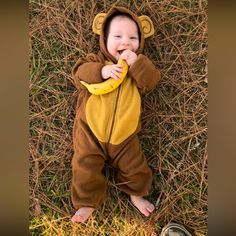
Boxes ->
[80,59,128,95]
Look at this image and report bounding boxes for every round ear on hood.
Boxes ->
[92,13,107,35]
[92,12,155,38]
[138,15,155,38]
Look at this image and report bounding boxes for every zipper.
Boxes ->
[107,85,122,143]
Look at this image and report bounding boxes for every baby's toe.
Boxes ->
[147,204,155,213]
[142,208,151,217]
[71,214,85,223]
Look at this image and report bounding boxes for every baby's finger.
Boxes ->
[114,64,123,69]
[121,49,130,55]
[113,66,123,73]
[120,54,129,61]
[119,54,126,60]
[111,69,121,80]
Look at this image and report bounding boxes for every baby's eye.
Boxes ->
[130,37,138,40]
[114,35,121,38]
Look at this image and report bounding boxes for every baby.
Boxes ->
[71,6,161,223]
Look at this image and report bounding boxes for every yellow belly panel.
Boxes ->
[85,77,141,145]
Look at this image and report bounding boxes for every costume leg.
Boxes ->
[71,121,107,210]
[108,135,152,196]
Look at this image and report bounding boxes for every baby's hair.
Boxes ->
[104,12,141,42]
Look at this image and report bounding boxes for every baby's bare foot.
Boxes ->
[71,207,95,223]
[130,195,155,217]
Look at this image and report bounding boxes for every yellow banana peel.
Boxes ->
[80,59,128,95]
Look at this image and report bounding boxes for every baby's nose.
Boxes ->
[122,37,131,46]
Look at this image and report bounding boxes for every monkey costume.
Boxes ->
[71,6,161,210]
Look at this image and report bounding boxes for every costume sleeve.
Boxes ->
[128,54,161,93]
[71,53,104,90]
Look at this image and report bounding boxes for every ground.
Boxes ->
[29,0,207,235]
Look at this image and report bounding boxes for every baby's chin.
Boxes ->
[113,54,121,60]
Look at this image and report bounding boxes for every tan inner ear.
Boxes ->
[139,15,155,38]
[92,13,106,35]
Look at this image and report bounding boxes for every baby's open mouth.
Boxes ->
[118,49,126,55]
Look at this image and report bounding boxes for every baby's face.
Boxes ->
[106,16,140,60]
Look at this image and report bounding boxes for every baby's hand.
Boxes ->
[101,64,124,80]
[120,49,137,66]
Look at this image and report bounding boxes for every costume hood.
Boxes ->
[92,6,155,63]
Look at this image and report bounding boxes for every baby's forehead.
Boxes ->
[109,16,138,32]
[110,15,135,24]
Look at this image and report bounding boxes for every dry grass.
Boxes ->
[29,0,207,235]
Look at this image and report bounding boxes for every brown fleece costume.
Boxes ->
[71,6,161,210]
